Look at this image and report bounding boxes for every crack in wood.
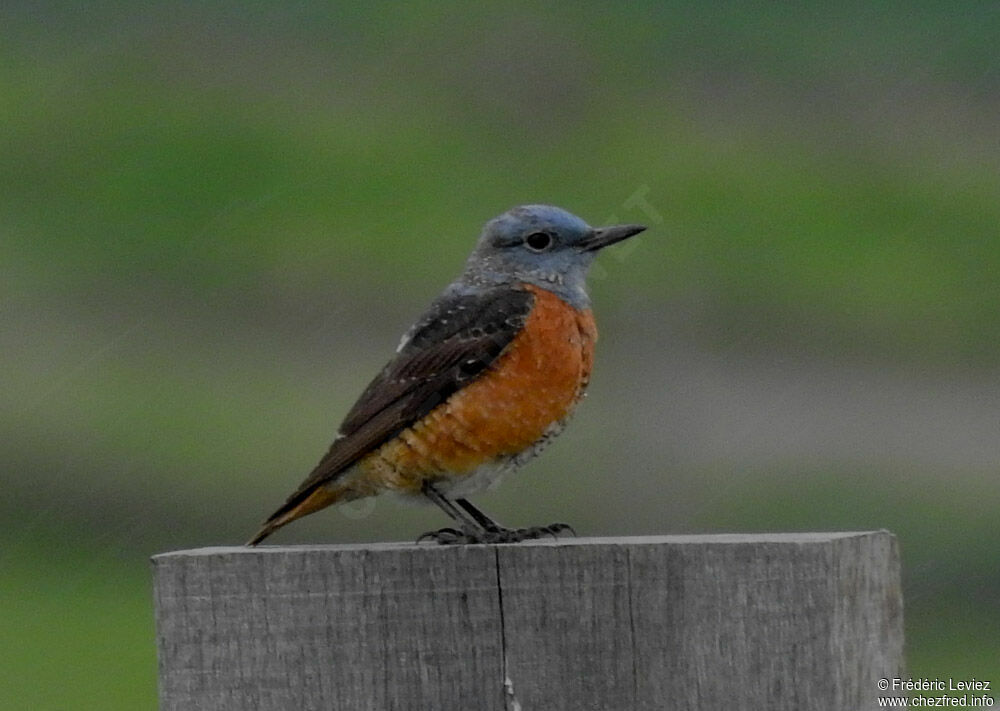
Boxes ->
[494,548,522,711]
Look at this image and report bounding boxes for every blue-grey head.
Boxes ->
[460,205,646,308]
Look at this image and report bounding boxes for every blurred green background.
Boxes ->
[3,2,999,707]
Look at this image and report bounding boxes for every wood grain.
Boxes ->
[152,532,904,710]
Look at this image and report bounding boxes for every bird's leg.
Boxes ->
[418,483,487,544]
[456,498,576,543]
[454,498,505,531]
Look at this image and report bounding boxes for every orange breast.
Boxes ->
[355,284,597,494]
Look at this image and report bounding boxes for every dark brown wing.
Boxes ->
[262,285,535,518]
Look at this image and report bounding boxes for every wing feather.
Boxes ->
[261,285,535,521]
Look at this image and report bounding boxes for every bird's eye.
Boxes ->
[525,232,553,252]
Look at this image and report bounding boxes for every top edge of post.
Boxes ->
[151,530,894,562]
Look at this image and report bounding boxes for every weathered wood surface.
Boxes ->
[152,531,904,711]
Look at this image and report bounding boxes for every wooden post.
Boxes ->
[152,531,904,710]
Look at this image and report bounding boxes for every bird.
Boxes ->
[247,205,645,545]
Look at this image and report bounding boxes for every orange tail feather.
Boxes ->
[246,486,342,546]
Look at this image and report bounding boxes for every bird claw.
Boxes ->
[545,522,576,538]
[416,523,576,545]
[479,522,576,544]
[416,527,474,545]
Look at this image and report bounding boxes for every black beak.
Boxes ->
[579,223,646,252]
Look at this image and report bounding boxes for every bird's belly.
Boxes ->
[431,457,515,499]
[357,286,597,495]
[427,415,571,498]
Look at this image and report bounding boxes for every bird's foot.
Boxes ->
[479,522,576,544]
[416,523,576,545]
[416,527,480,545]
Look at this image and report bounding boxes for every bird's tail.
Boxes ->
[246,485,343,546]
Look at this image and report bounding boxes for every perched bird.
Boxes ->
[248,205,645,545]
